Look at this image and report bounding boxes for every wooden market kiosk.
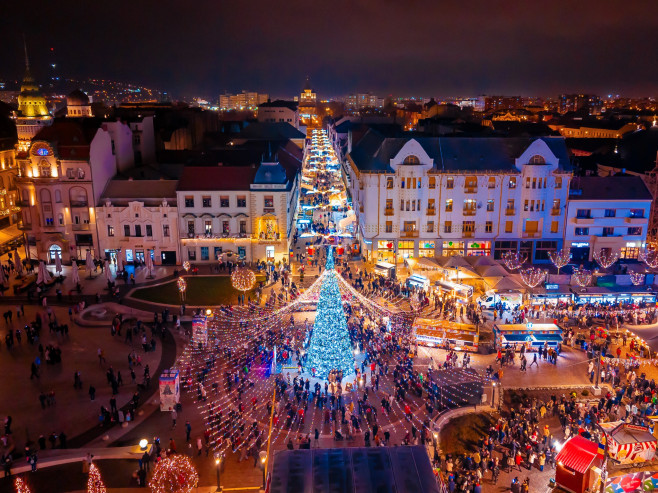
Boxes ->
[413,318,479,352]
[492,322,563,351]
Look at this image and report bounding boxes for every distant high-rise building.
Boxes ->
[484,96,525,112]
[218,91,269,111]
[345,93,383,110]
[558,94,602,115]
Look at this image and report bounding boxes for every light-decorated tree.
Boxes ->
[87,463,107,493]
[14,477,32,493]
[305,247,354,379]
[148,455,199,493]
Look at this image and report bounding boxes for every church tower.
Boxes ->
[14,40,53,152]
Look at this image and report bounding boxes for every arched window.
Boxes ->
[69,186,88,207]
[528,155,546,165]
[55,190,62,203]
[403,155,420,165]
[48,244,62,263]
[39,159,51,177]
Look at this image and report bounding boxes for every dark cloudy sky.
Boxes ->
[2,0,658,99]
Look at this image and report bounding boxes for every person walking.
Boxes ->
[171,409,177,428]
[185,421,191,441]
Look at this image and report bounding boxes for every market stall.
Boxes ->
[573,286,657,305]
[493,322,563,350]
[434,279,473,304]
[555,435,603,493]
[413,318,479,352]
[599,421,657,465]
[530,283,574,305]
[406,274,430,290]
[374,261,395,279]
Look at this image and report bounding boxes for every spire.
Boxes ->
[23,34,30,70]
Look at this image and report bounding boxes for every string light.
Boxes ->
[639,249,658,269]
[183,261,190,272]
[231,267,256,292]
[177,277,187,303]
[149,455,199,493]
[548,248,571,274]
[87,464,107,493]
[572,268,592,288]
[593,249,619,269]
[630,271,646,286]
[501,251,525,270]
[520,267,546,288]
[14,478,32,493]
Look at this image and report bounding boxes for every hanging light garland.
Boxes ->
[14,478,32,493]
[639,249,658,269]
[572,268,592,288]
[593,249,619,269]
[501,251,526,270]
[183,261,190,272]
[519,267,546,288]
[548,248,571,274]
[149,455,199,493]
[630,271,646,286]
[231,267,257,292]
[87,464,107,493]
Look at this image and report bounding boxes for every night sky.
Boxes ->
[2,0,658,99]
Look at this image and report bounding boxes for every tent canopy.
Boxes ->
[270,446,440,493]
[476,264,509,277]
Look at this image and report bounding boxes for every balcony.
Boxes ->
[625,216,645,224]
[572,217,594,225]
[72,223,90,231]
[263,208,275,214]
[463,231,474,238]
[463,209,476,216]
[505,208,515,216]
[464,187,477,194]
[523,231,538,238]
[426,208,435,216]
[70,200,88,208]
[384,208,394,216]
[401,230,419,238]
[551,208,560,216]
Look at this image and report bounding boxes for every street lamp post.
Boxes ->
[215,454,222,492]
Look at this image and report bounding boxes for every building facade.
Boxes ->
[345,132,574,262]
[257,100,300,129]
[565,176,651,262]
[96,179,180,266]
[176,157,299,264]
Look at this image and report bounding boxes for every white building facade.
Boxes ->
[345,132,574,263]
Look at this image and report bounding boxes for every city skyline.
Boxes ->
[2,0,658,100]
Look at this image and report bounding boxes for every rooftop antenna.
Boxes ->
[23,34,30,70]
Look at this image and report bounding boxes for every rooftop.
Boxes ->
[569,175,653,201]
[101,179,178,203]
[177,166,258,191]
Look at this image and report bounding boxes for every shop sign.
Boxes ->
[545,284,559,290]
[377,241,394,250]
[420,241,435,249]
[572,242,589,247]
[468,241,490,249]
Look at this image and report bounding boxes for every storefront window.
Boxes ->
[442,241,464,257]
[397,240,414,260]
[493,241,518,260]
[621,247,639,259]
[466,241,491,256]
[419,241,435,258]
[535,240,557,261]
[377,240,395,262]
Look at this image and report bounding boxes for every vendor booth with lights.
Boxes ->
[530,283,574,305]
[434,279,473,304]
[599,421,658,465]
[555,435,604,493]
[406,274,430,290]
[493,322,563,350]
[573,286,657,305]
[374,261,395,279]
[413,318,479,352]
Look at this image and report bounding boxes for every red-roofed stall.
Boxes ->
[555,436,603,493]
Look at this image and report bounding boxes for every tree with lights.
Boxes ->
[14,478,32,493]
[87,464,107,493]
[305,247,354,379]
[148,455,199,493]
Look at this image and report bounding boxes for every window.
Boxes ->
[403,221,416,232]
[555,177,562,189]
[187,220,195,235]
[575,227,589,236]
[237,196,246,207]
[604,209,616,218]
[505,221,513,233]
[135,225,142,237]
[400,178,405,189]
[66,168,75,179]
[427,199,435,212]
[550,221,558,233]
[576,209,591,219]
[446,178,454,189]
[427,221,434,233]
[200,247,209,261]
[525,177,531,188]
[124,225,130,237]
[386,177,394,189]
[223,221,230,233]
[163,224,170,237]
[202,196,211,207]
[488,177,495,189]
[205,220,212,234]
[184,196,194,208]
[55,190,62,203]
[264,196,274,208]
[529,155,546,165]
[445,199,453,212]
[403,155,419,165]
[464,177,477,190]
[108,225,114,237]
[146,225,152,237]
[220,196,229,207]
[385,221,393,233]
[485,221,493,233]
[463,199,476,214]
[188,248,196,260]
[532,178,537,189]
[462,221,475,233]
[58,213,64,225]
[630,209,644,218]
[535,240,557,261]
[627,227,642,235]
[486,199,494,212]
[444,221,452,233]
[239,220,247,234]
[508,177,517,188]
[429,177,436,189]
[603,227,614,237]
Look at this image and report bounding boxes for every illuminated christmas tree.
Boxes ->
[14,478,32,493]
[87,463,107,493]
[305,247,354,378]
[148,455,199,493]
